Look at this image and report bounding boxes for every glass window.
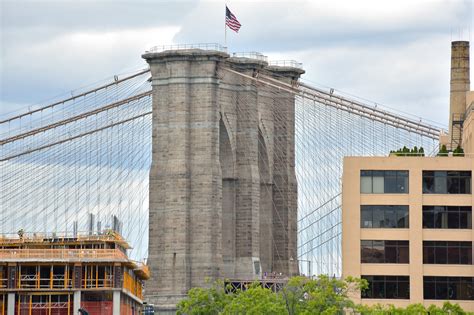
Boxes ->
[423,278,435,300]
[460,244,472,264]
[424,277,474,300]
[361,170,409,194]
[373,277,385,299]
[384,241,397,263]
[423,245,435,264]
[361,240,409,264]
[361,205,409,229]
[362,276,410,299]
[372,208,384,228]
[423,241,472,265]
[361,208,372,228]
[361,176,372,194]
[447,245,460,264]
[460,211,472,229]
[398,242,409,264]
[373,176,384,193]
[384,208,397,228]
[423,171,471,194]
[461,176,471,194]
[423,211,434,228]
[385,280,397,299]
[436,281,448,299]
[434,245,447,264]
[397,277,410,299]
[447,176,460,194]
[448,212,460,229]
[423,206,472,229]
[397,172,409,193]
[423,175,434,193]
[434,176,447,194]
[397,207,409,228]
[384,172,397,193]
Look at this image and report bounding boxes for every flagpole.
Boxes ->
[224,4,227,48]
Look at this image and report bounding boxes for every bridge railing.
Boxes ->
[146,43,227,53]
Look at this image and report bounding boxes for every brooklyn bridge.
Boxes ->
[0,44,442,310]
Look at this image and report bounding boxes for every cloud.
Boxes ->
[1,0,195,33]
[1,0,472,124]
[0,25,179,115]
[171,0,471,126]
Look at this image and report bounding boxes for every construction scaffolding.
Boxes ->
[0,231,148,315]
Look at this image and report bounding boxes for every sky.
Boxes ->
[1,0,473,126]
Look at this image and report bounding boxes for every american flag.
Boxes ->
[226,6,241,33]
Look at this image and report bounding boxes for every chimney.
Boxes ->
[449,41,470,149]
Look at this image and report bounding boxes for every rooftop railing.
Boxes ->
[146,43,227,53]
[0,230,126,244]
[232,52,268,62]
[269,60,303,69]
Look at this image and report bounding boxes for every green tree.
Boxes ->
[453,145,465,157]
[176,279,230,315]
[438,144,448,156]
[280,275,366,315]
[176,276,470,315]
[222,284,287,315]
[419,146,425,156]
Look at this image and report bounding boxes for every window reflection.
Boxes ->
[423,171,471,194]
[361,205,409,229]
[423,206,472,229]
[361,170,409,194]
[423,241,472,265]
[361,240,409,264]
[424,277,474,300]
[362,276,410,299]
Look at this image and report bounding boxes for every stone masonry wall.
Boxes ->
[143,49,303,311]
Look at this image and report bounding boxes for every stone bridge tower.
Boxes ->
[142,46,304,313]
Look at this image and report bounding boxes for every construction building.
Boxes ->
[0,231,149,315]
[342,41,474,310]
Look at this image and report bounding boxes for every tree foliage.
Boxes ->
[438,144,449,156]
[390,146,425,156]
[176,275,471,314]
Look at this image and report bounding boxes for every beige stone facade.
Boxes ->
[342,156,474,310]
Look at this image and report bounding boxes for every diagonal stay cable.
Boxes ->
[0,69,150,124]
[0,91,152,145]
[0,111,152,162]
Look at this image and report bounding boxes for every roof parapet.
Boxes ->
[145,43,227,54]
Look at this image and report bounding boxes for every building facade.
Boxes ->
[342,157,474,310]
[342,41,474,310]
[0,231,149,315]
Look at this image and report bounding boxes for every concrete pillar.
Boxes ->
[7,293,14,315]
[449,41,470,149]
[73,291,81,315]
[113,291,121,315]
[143,48,228,309]
[265,64,304,276]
